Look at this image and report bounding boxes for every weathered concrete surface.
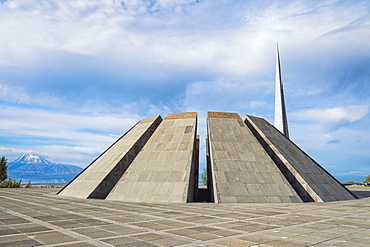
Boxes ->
[58,115,162,199]
[106,112,198,203]
[245,115,357,202]
[0,187,368,247]
[207,112,302,203]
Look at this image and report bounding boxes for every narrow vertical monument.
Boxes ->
[274,43,289,138]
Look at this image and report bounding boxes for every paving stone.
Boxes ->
[74,218,108,226]
[30,231,79,245]
[101,225,144,234]
[101,236,140,245]
[29,231,65,238]
[0,187,370,246]
[32,215,61,221]
[0,218,31,224]
[186,232,220,241]
[300,223,335,230]
[153,219,192,228]
[151,237,191,246]
[279,228,313,235]
[239,234,277,243]
[130,233,166,241]
[19,226,51,233]
[346,237,370,245]
[58,243,97,247]
[124,242,159,247]
[0,239,43,246]
[185,226,218,232]
[0,229,18,235]
[233,223,278,232]
[333,241,369,247]
[270,219,307,226]
[0,234,30,243]
[325,219,370,228]
[266,239,309,247]
[211,229,242,237]
[56,213,85,219]
[165,228,198,236]
[288,234,326,244]
[49,220,86,229]
[214,238,255,247]
[72,227,117,238]
[262,230,298,238]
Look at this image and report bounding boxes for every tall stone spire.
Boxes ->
[274,43,289,138]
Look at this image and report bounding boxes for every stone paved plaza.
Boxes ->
[0,187,370,247]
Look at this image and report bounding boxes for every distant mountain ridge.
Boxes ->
[7,154,83,184]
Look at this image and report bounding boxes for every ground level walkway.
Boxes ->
[0,186,369,246]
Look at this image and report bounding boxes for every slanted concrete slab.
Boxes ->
[58,115,162,199]
[245,115,357,202]
[106,112,198,203]
[207,112,302,203]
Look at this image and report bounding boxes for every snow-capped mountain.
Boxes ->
[8,154,53,170]
[7,154,83,184]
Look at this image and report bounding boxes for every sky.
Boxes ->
[0,0,369,182]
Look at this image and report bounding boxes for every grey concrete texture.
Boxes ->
[106,112,198,203]
[58,115,162,199]
[1,187,369,246]
[207,112,302,203]
[244,115,356,202]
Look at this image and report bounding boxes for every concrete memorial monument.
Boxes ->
[58,46,356,203]
[106,112,199,203]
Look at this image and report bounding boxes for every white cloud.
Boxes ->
[0,83,62,106]
[293,105,369,128]
[248,101,267,109]
[1,0,367,79]
[0,106,139,135]
[183,78,273,114]
[0,0,370,181]
[345,171,367,175]
[0,82,180,166]
[0,105,137,166]
[290,105,369,155]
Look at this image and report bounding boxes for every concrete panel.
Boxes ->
[106,112,198,203]
[58,115,162,199]
[245,115,357,202]
[207,112,302,203]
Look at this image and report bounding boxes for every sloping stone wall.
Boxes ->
[207,112,302,203]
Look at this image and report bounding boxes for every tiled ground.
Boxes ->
[0,187,369,246]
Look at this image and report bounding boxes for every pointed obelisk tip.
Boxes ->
[274,44,289,139]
